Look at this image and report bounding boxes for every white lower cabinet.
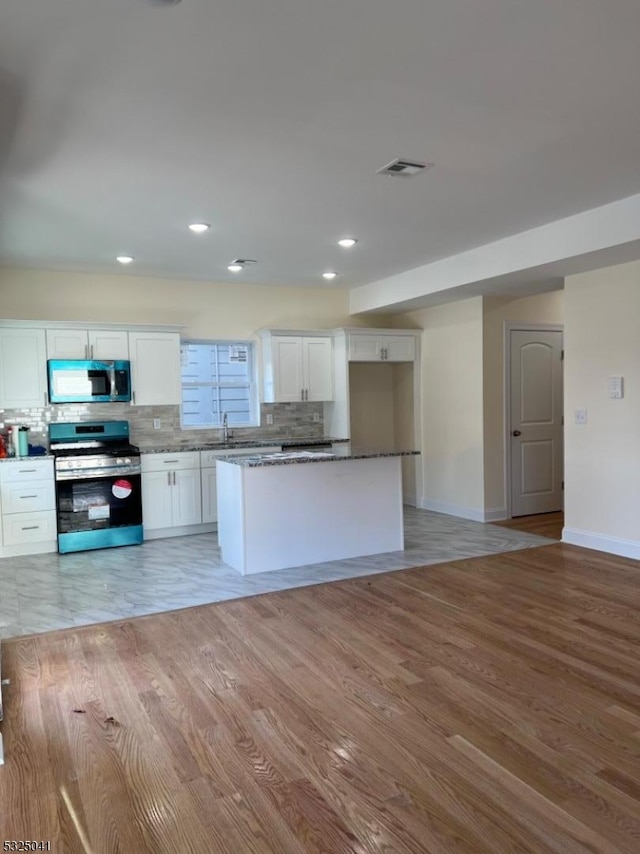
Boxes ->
[200,447,278,525]
[0,458,57,556]
[141,452,202,537]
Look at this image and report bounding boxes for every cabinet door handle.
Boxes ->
[21,525,40,531]
[167,471,171,486]
[19,495,38,499]
[132,390,136,404]
[44,391,48,406]
[172,471,176,485]
[18,469,37,473]
[90,344,94,359]
[163,459,179,463]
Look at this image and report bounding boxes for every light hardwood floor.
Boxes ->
[1,542,639,852]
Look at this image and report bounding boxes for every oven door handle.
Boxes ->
[56,465,141,482]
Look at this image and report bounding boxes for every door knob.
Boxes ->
[512,430,521,437]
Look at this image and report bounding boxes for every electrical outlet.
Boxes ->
[153,418,161,429]
[266,414,274,425]
[574,409,587,425]
[313,412,320,423]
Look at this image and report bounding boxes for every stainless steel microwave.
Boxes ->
[47,360,132,403]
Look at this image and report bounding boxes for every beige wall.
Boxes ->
[0,267,390,338]
[564,261,640,553]
[393,362,417,502]
[482,290,564,513]
[396,297,485,516]
[348,363,395,447]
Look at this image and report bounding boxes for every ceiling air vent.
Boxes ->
[376,158,433,178]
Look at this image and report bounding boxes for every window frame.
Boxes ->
[179,338,259,430]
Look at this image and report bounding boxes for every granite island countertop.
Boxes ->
[217,446,420,467]
[137,436,349,454]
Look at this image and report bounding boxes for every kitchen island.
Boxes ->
[216,446,419,574]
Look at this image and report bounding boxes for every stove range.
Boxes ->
[49,421,143,554]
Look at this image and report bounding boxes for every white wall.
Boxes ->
[483,291,564,515]
[0,267,390,337]
[563,261,640,558]
[395,297,485,519]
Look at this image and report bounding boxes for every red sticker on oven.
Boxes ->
[112,479,133,499]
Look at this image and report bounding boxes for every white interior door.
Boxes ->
[510,329,563,517]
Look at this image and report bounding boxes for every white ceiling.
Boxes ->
[1,0,640,291]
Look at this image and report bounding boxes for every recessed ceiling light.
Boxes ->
[116,255,134,265]
[228,264,243,273]
[188,222,210,234]
[322,272,337,280]
[338,238,357,248]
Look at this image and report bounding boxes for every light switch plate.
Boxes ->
[575,409,587,425]
[266,414,274,425]
[153,418,161,429]
[313,412,320,423]
[608,376,624,399]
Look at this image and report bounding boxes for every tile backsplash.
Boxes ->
[0,402,325,450]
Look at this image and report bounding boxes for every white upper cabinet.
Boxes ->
[271,337,304,402]
[261,332,333,403]
[303,337,333,401]
[129,331,181,406]
[0,328,47,408]
[46,328,129,360]
[348,331,417,363]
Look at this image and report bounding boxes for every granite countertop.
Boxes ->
[0,453,54,462]
[217,446,420,467]
[138,436,349,454]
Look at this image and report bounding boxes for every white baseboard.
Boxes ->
[144,523,216,541]
[419,498,479,520]
[484,507,508,523]
[403,492,417,508]
[562,527,640,561]
[418,498,499,523]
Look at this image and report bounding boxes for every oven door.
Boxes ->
[56,469,143,553]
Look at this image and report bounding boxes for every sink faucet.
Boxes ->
[222,411,230,442]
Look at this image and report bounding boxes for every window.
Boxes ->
[180,341,257,428]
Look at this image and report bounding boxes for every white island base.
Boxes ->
[216,455,404,574]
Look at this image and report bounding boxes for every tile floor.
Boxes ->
[0,508,557,640]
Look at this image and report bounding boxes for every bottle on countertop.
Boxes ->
[6,426,15,457]
[18,426,29,457]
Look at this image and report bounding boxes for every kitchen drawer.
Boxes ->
[200,447,279,468]
[1,479,55,514]
[2,510,57,546]
[141,451,200,473]
[0,458,54,483]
